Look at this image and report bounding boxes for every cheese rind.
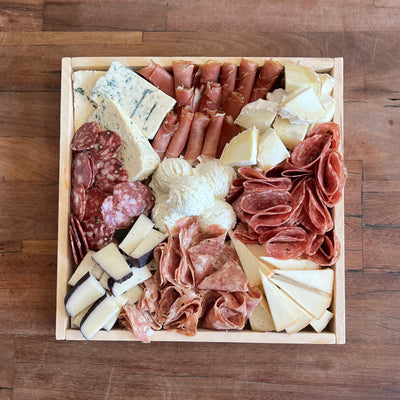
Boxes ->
[91,61,176,139]
[273,117,309,151]
[257,128,290,170]
[235,99,277,133]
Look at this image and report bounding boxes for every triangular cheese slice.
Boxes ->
[284,298,313,334]
[259,256,319,270]
[310,309,334,333]
[249,297,275,332]
[274,268,333,295]
[229,232,273,286]
[271,275,331,320]
[261,272,297,331]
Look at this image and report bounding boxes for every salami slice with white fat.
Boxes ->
[89,130,123,162]
[69,216,83,261]
[101,195,133,230]
[71,122,99,152]
[112,182,155,218]
[94,158,129,193]
[71,152,95,189]
[83,188,108,221]
[70,184,86,221]
[82,218,115,251]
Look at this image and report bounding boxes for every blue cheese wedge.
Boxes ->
[72,70,106,131]
[91,61,176,139]
[88,97,160,181]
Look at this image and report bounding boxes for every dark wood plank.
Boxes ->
[345,216,362,271]
[43,1,167,31]
[364,193,400,226]
[0,335,15,391]
[0,1,43,31]
[0,241,21,253]
[344,160,362,217]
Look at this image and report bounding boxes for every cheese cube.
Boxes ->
[221,126,259,167]
[257,128,289,171]
[235,99,277,133]
[273,117,308,151]
[285,63,321,95]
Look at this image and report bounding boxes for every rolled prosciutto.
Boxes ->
[250,60,283,102]
[138,60,175,98]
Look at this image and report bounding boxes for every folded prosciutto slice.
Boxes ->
[250,60,283,102]
[172,60,196,89]
[138,61,175,98]
[235,58,258,104]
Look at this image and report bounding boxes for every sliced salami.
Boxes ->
[71,152,95,189]
[83,187,108,221]
[72,215,89,254]
[69,226,79,265]
[94,158,129,194]
[226,177,245,204]
[112,182,155,218]
[120,305,154,343]
[83,218,115,251]
[309,122,341,151]
[69,216,83,261]
[307,229,340,266]
[101,195,133,230]
[240,189,292,215]
[242,177,292,192]
[71,122,99,152]
[89,130,123,162]
[70,184,86,221]
[233,222,259,244]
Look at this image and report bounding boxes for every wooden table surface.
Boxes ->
[1,1,399,399]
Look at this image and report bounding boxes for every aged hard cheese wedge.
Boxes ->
[68,250,103,286]
[102,295,128,332]
[64,272,106,317]
[310,309,334,333]
[259,256,319,270]
[99,271,110,290]
[249,296,275,332]
[273,117,308,151]
[71,305,90,328]
[221,126,259,167]
[285,63,321,95]
[229,231,273,286]
[88,97,160,181]
[80,294,120,340]
[283,295,313,334]
[257,128,290,170]
[72,70,106,131]
[119,214,154,255]
[109,266,152,297]
[91,61,176,139]
[235,99,277,133]
[121,285,144,305]
[92,243,132,282]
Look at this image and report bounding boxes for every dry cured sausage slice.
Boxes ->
[71,122,99,152]
[82,218,115,251]
[70,184,86,221]
[71,152,95,189]
[101,195,133,230]
[83,187,108,221]
[69,216,83,261]
[72,215,89,254]
[233,221,259,244]
[307,230,340,266]
[94,158,128,194]
[89,130,123,162]
[240,190,292,215]
[69,226,79,265]
[120,305,154,343]
[309,122,341,151]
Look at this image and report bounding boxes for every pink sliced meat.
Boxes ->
[156,285,181,324]
[70,215,83,261]
[120,305,154,343]
[259,226,308,260]
[240,189,292,215]
[151,112,179,160]
[71,122,99,152]
[82,218,115,251]
[238,166,267,180]
[250,60,283,102]
[89,130,123,162]
[242,177,292,192]
[226,177,245,204]
[175,86,195,109]
[172,60,196,89]
[82,187,108,221]
[220,62,238,106]
[200,111,225,159]
[286,177,307,225]
[94,158,128,194]
[69,226,79,265]
[305,232,325,256]
[184,112,211,163]
[309,122,341,151]
[138,276,160,315]
[101,195,133,230]
[233,222,259,244]
[137,61,175,98]
[200,60,221,84]
[198,82,222,113]
[71,152,95,189]
[244,287,263,316]
[223,91,245,120]
[235,58,258,104]
[154,240,181,288]
[282,159,313,178]
[216,115,242,158]
[307,230,340,266]
[70,184,86,221]
[249,204,293,231]
[73,215,89,254]
[112,182,155,218]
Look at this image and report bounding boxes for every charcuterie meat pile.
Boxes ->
[69,122,155,262]
[119,216,262,340]
[230,122,346,266]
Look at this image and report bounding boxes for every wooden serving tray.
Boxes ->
[56,57,345,344]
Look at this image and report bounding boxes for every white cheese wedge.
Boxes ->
[259,256,320,270]
[102,295,128,332]
[266,88,287,105]
[221,126,259,167]
[228,232,273,287]
[91,61,176,139]
[285,63,321,95]
[283,296,313,334]
[80,294,120,340]
[64,272,106,317]
[88,97,160,181]
[72,70,106,131]
[318,73,335,95]
[257,128,290,170]
[249,296,275,332]
[260,272,297,331]
[92,243,132,282]
[273,117,309,151]
[110,265,152,297]
[99,271,110,290]
[235,99,278,133]
[119,214,154,255]
[121,285,144,305]
[270,275,331,320]
[130,229,167,258]
[310,309,334,333]
[274,268,334,295]
[71,305,90,329]
[68,250,103,286]
[279,86,334,124]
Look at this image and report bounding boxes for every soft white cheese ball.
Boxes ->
[195,160,236,199]
[199,199,237,232]
[151,201,185,234]
[150,158,194,194]
[167,175,214,216]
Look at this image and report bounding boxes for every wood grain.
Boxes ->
[0,1,43,31]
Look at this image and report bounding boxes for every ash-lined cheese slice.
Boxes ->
[257,128,290,170]
[119,214,154,255]
[310,309,333,333]
[221,126,259,167]
[130,228,167,259]
[109,265,152,297]
[91,61,176,139]
[249,296,275,332]
[92,243,132,282]
[235,99,278,133]
[72,70,106,131]
[68,250,103,286]
[285,63,321,95]
[99,271,110,290]
[259,256,319,270]
[273,117,309,151]
[80,294,120,340]
[122,285,144,305]
[102,295,128,332]
[71,305,90,329]
[88,97,160,181]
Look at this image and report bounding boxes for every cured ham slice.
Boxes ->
[137,60,175,98]
[198,82,222,113]
[235,58,258,104]
[200,60,221,84]
[175,86,195,109]
[200,112,225,159]
[216,115,242,158]
[151,112,179,160]
[184,112,211,163]
[120,304,154,343]
[223,91,245,120]
[172,60,196,89]
[220,62,238,106]
[165,106,195,158]
[250,60,283,102]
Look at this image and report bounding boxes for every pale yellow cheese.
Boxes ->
[249,296,275,332]
[235,99,277,133]
[273,117,309,151]
[309,309,334,333]
[285,63,321,95]
[257,128,290,170]
[318,73,335,95]
[259,256,320,270]
[221,126,259,167]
